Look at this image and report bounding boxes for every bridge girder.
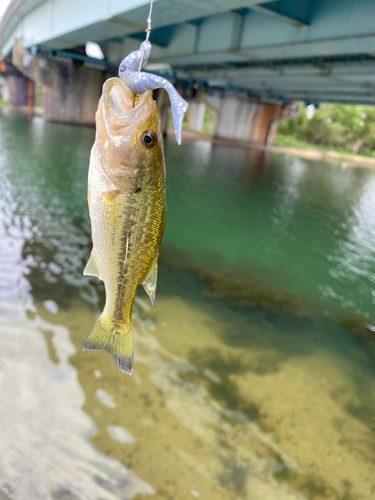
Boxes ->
[2,0,375,105]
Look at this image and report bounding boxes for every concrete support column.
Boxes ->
[252,103,281,144]
[213,94,282,146]
[214,95,260,141]
[8,73,34,108]
[265,102,300,147]
[11,40,105,125]
[43,60,105,125]
[0,76,9,102]
[188,102,205,132]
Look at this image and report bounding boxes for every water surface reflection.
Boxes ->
[0,192,153,499]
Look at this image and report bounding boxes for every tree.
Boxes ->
[277,103,375,154]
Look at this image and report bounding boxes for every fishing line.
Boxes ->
[138,0,153,71]
[145,0,153,42]
[132,0,153,107]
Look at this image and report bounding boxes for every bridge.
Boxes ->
[1,0,375,145]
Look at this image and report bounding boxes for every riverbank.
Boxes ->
[272,144,375,167]
[171,130,375,168]
[273,136,375,167]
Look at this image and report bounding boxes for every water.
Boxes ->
[0,109,374,500]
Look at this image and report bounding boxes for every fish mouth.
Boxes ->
[96,77,160,188]
[101,77,153,133]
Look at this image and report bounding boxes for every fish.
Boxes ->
[83,76,166,374]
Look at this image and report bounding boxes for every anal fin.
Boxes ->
[141,256,158,305]
[84,249,102,280]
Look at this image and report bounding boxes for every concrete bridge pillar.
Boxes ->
[211,93,282,146]
[4,63,34,108]
[11,40,105,125]
[8,74,34,108]
[252,102,281,144]
[0,75,9,102]
[214,95,260,141]
[188,102,205,132]
[43,60,105,125]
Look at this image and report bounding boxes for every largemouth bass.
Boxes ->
[83,77,166,374]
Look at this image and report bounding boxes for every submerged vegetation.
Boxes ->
[189,262,312,319]
[341,315,375,354]
[181,348,267,425]
[277,103,375,156]
[159,244,313,318]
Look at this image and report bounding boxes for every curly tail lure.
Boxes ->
[118,2,188,145]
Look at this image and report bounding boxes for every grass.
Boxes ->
[274,134,375,158]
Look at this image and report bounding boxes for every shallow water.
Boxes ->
[0,109,375,500]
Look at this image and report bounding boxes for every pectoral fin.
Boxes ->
[141,256,158,305]
[84,249,102,280]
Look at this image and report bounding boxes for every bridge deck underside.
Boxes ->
[2,0,375,105]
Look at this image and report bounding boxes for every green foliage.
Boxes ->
[200,105,216,135]
[34,83,44,109]
[277,103,375,155]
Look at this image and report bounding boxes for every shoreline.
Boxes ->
[272,144,375,167]
[2,106,374,168]
[170,130,375,168]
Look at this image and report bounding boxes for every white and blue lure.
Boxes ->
[118,2,188,144]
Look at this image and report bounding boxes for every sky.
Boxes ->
[0,0,11,20]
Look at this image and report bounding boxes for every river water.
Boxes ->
[0,109,374,500]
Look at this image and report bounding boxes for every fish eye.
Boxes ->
[139,130,157,149]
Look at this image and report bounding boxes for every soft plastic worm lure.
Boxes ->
[118,40,188,145]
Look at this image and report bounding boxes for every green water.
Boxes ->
[0,109,375,500]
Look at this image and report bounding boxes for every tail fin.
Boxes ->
[83,314,133,374]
